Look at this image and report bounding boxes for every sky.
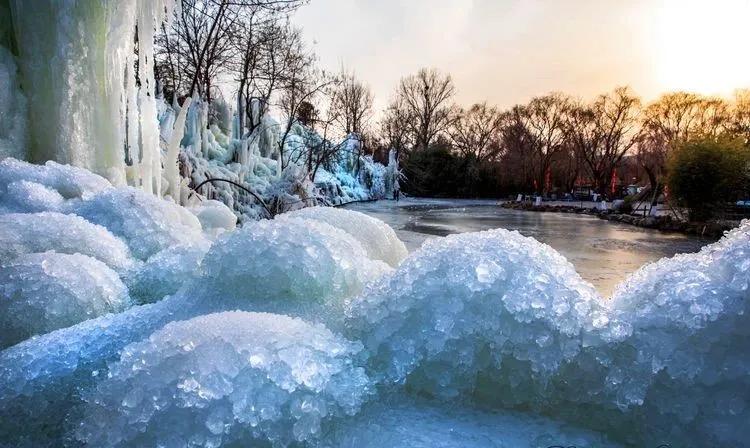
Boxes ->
[292,0,750,113]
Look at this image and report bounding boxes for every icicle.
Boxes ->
[193,94,203,158]
[126,59,141,188]
[165,97,192,202]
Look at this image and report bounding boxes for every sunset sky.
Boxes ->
[294,0,750,111]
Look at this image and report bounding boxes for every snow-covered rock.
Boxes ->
[188,199,237,237]
[0,158,111,201]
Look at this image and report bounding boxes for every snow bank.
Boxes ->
[0,252,131,349]
[281,206,408,267]
[0,212,135,273]
[322,399,620,448]
[346,228,603,399]
[76,312,371,447]
[198,217,391,320]
[71,186,206,259]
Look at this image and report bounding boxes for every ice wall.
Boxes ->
[0,46,26,160]
[7,0,175,187]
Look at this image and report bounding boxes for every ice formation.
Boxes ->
[71,186,206,260]
[0,294,193,446]
[564,220,750,446]
[0,46,27,161]
[0,158,111,202]
[281,206,408,267]
[198,217,391,320]
[0,153,748,447]
[125,241,211,304]
[188,199,238,237]
[346,229,604,398]
[76,312,371,447]
[8,0,176,186]
[0,212,135,273]
[321,399,620,448]
[0,252,131,349]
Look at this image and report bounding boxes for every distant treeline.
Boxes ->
[371,69,750,201]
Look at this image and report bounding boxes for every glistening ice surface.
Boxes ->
[0,160,747,447]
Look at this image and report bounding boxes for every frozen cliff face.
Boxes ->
[0,252,131,349]
[346,228,604,399]
[71,187,206,260]
[0,212,136,273]
[7,0,176,186]
[75,312,371,447]
[198,217,391,321]
[281,206,408,268]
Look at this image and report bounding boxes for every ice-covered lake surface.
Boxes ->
[347,198,712,296]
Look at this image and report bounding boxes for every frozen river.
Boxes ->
[346,198,712,297]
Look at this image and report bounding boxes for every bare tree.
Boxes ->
[380,96,414,157]
[567,87,641,195]
[523,93,572,194]
[232,12,307,135]
[728,89,750,145]
[388,68,457,150]
[329,71,373,137]
[450,102,503,162]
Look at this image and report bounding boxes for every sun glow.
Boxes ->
[654,0,750,96]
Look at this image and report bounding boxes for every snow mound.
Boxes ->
[0,158,111,201]
[322,399,620,448]
[0,294,194,446]
[346,228,603,400]
[281,206,408,267]
[561,220,750,446]
[125,241,211,304]
[0,252,131,349]
[76,311,371,447]
[0,212,135,273]
[71,186,206,259]
[0,180,65,213]
[188,199,237,237]
[198,217,391,319]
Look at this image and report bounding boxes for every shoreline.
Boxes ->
[501,201,734,239]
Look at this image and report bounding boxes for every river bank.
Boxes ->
[501,201,733,239]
